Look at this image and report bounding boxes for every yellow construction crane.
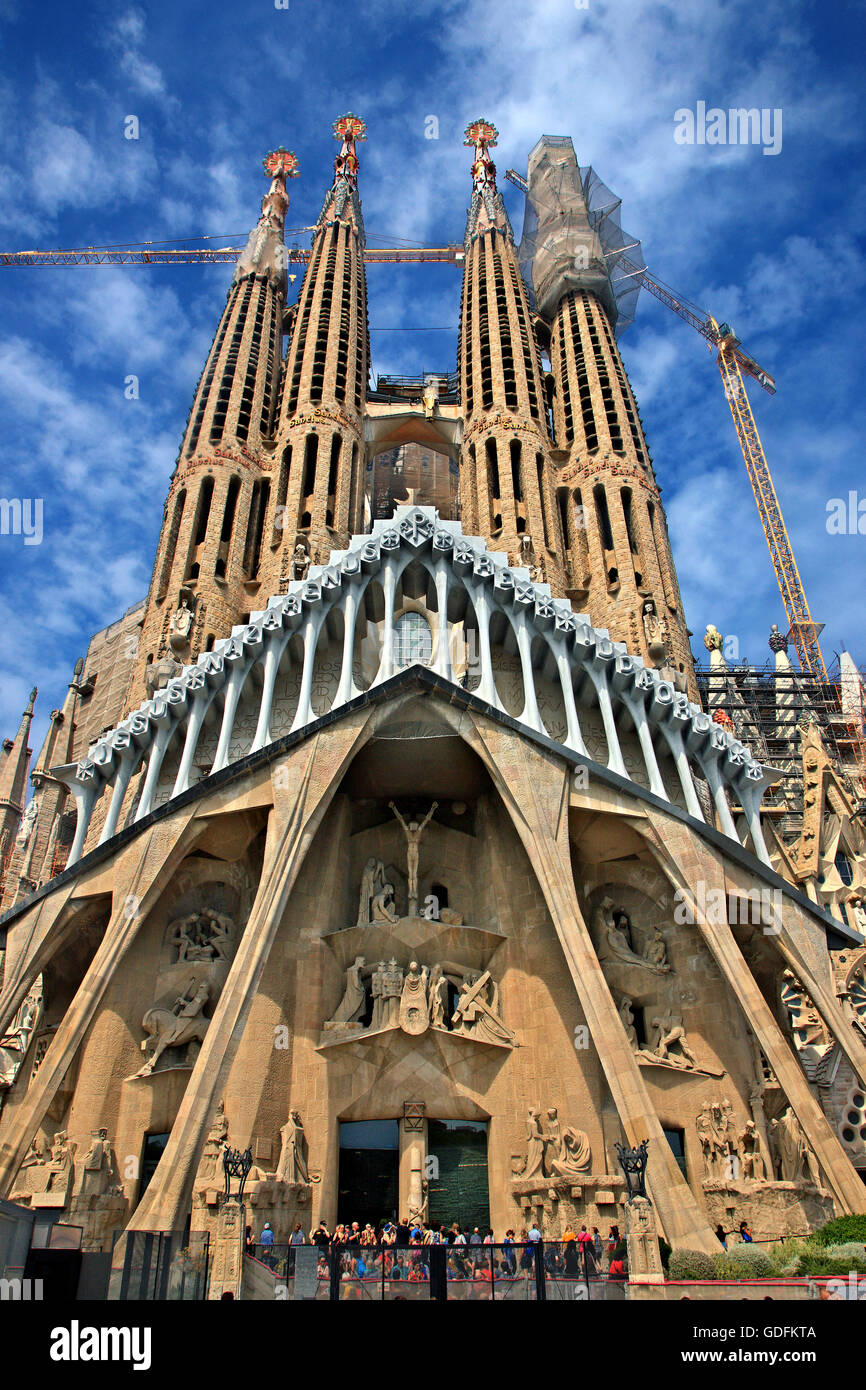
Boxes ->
[503,166,827,681]
[1,206,827,679]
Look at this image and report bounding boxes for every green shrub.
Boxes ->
[765,1237,808,1276]
[826,1242,866,1264]
[795,1252,866,1277]
[668,1248,718,1280]
[812,1215,866,1248]
[715,1245,773,1279]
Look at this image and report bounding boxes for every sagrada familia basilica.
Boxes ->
[1,117,864,1265]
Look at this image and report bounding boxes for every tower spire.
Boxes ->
[234,147,300,288]
[316,113,367,242]
[464,119,513,243]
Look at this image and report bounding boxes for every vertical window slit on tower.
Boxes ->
[287,234,324,415]
[599,313,647,462]
[215,475,241,580]
[186,285,238,455]
[507,260,541,422]
[259,292,281,437]
[243,479,269,579]
[271,446,291,547]
[326,432,341,527]
[536,452,549,546]
[581,293,623,453]
[568,295,598,451]
[557,489,570,552]
[460,260,474,415]
[486,437,501,531]
[236,280,267,442]
[157,488,186,599]
[354,256,368,412]
[349,441,359,530]
[334,226,351,405]
[557,314,574,445]
[510,438,523,502]
[184,475,214,580]
[477,241,493,410]
[299,433,318,529]
[210,279,254,443]
[310,227,338,404]
[620,486,643,586]
[593,482,615,563]
[493,248,518,410]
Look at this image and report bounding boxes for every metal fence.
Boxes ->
[108,1230,210,1301]
[248,1240,627,1302]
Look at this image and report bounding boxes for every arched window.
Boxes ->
[394,612,433,668]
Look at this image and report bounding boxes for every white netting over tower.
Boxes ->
[517,135,646,334]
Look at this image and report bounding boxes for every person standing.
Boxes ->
[715,1223,728,1249]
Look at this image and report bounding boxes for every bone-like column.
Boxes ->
[431,559,453,681]
[0,808,202,1199]
[663,851,866,1215]
[462,717,721,1252]
[371,555,399,687]
[134,720,176,821]
[98,745,143,844]
[211,657,252,775]
[251,629,290,753]
[512,607,543,734]
[553,642,588,756]
[125,717,370,1234]
[290,606,326,733]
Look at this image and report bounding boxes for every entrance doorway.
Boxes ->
[338,1120,399,1228]
[427,1119,490,1232]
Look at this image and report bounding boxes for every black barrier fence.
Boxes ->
[249,1240,628,1301]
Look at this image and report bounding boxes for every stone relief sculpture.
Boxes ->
[291,540,310,582]
[770,1106,820,1185]
[357,858,386,926]
[400,960,431,1035]
[199,1100,229,1184]
[323,958,515,1047]
[276,1110,311,1185]
[389,800,438,914]
[451,971,517,1046]
[15,796,40,850]
[329,956,367,1027]
[738,1119,766,1181]
[77,1128,123,1198]
[596,898,671,974]
[133,979,210,1077]
[516,1104,591,1181]
[12,1130,77,1206]
[169,910,235,964]
[649,1010,697,1069]
[168,589,197,653]
[371,881,399,924]
[0,977,44,1089]
[641,597,668,667]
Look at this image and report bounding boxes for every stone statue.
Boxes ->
[370,881,399,925]
[330,956,367,1026]
[389,800,438,912]
[451,970,516,1046]
[738,1119,766,1181]
[641,598,668,667]
[618,993,638,1047]
[549,1124,592,1178]
[370,960,388,1031]
[642,927,670,972]
[199,1100,229,1183]
[276,1110,310,1185]
[77,1128,122,1198]
[649,1010,697,1069]
[22,1131,76,1203]
[399,960,430,1035]
[770,1106,817,1184]
[704,624,724,653]
[134,979,210,1077]
[598,899,670,974]
[291,541,310,582]
[357,857,386,926]
[0,978,44,1089]
[408,1143,428,1225]
[429,964,449,1030]
[519,1108,545,1179]
[169,593,195,652]
[15,797,39,850]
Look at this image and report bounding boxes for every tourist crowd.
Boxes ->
[247,1218,628,1283]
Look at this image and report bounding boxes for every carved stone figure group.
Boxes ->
[696,1099,767,1182]
[619,995,699,1071]
[169,910,235,964]
[516,1105,592,1182]
[325,957,515,1046]
[596,899,671,974]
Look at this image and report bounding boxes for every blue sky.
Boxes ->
[0,0,863,762]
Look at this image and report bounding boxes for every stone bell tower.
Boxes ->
[523,136,695,693]
[267,113,370,575]
[130,147,301,705]
[458,120,565,589]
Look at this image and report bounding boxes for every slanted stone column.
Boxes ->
[649,822,866,1215]
[0,808,203,1198]
[463,714,719,1253]
[126,713,371,1235]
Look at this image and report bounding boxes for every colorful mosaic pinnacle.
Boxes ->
[464,119,499,148]
[333,113,367,143]
[262,148,300,180]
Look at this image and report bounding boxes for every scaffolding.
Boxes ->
[695,657,866,841]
